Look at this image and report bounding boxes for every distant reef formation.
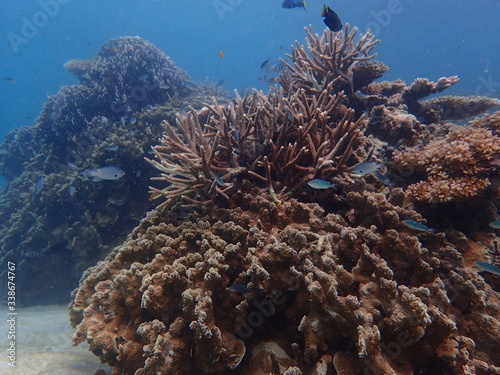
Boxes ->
[69,26,499,374]
[0,36,226,304]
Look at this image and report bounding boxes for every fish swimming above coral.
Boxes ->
[351,161,384,177]
[308,178,335,189]
[403,219,436,232]
[81,166,125,181]
[475,261,500,275]
[282,0,307,9]
[321,4,342,32]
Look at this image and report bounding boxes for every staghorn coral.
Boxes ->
[279,25,384,95]
[69,187,500,375]
[393,117,500,203]
[146,86,364,209]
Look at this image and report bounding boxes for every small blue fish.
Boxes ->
[227,283,248,294]
[159,84,170,90]
[82,166,125,182]
[282,0,306,9]
[474,261,500,276]
[35,177,44,193]
[308,179,334,190]
[374,173,392,186]
[105,145,118,151]
[211,171,225,186]
[490,220,500,229]
[352,162,384,177]
[184,82,197,90]
[403,219,435,232]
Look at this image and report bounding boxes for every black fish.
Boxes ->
[260,58,271,70]
[321,4,342,32]
[3,77,16,83]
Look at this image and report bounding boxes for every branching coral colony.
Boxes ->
[146,87,364,209]
[71,26,500,375]
[145,26,379,210]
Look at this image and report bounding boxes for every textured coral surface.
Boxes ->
[0,36,226,305]
[70,186,500,375]
[66,26,500,375]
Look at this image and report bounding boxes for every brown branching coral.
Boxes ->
[280,25,383,95]
[393,118,500,203]
[362,76,500,144]
[146,86,364,209]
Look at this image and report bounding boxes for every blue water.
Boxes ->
[0,0,499,144]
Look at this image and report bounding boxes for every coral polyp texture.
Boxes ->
[0,36,226,304]
[69,189,500,374]
[393,112,500,203]
[69,26,500,375]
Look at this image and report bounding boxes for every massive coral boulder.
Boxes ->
[69,27,500,374]
[69,185,500,374]
[0,36,226,305]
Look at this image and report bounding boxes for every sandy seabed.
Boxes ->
[0,305,110,375]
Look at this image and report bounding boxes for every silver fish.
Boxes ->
[351,162,383,177]
[82,166,125,182]
[105,145,118,151]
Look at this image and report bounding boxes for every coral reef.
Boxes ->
[361,77,500,144]
[69,187,500,375]
[146,87,364,209]
[69,26,500,375]
[279,25,384,95]
[393,114,500,203]
[0,36,226,305]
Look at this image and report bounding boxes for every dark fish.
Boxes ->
[227,283,249,293]
[216,79,226,86]
[282,0,306,9]
[3,77,16,83]
[374,173,392,186]
[260,58,271,70]
[321,5,342,32]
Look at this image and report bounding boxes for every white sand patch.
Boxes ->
[0,305,110,375]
